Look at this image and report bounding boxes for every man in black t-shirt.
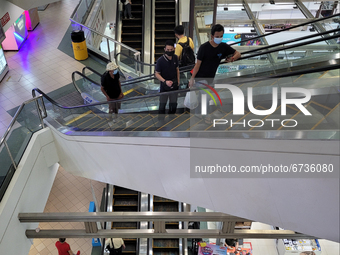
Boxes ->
[101,62,124,124]
[189,24,241,83]
[188,24,241,123]
[155,40,180,120]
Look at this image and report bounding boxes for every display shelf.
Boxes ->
[277,239,321,255]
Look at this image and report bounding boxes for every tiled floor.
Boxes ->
[28,166,105,255]
[0,1,339,255]
[0,0,86,137]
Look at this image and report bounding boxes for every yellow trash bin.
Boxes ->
[71,30,88,60]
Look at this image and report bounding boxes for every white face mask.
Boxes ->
[213,37,223,44]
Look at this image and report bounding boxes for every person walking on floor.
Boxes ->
[155,40,180,120]
[55,238,80,255]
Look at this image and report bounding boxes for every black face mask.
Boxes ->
[165,51,174,56]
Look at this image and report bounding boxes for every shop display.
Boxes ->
[277,239,321,255]
[0,45,9,82]
[24,8,40,31]
[1,14,28,50]
[198,242,253,255]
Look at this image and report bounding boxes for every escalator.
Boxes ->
[153,196,180,255]
[121,0,144,52]
[32,18,340,135]
[154,0,177,61]
[112,186,139,255]
[33,62,339,135]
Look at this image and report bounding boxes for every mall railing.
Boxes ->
[74,29,339,94]
[195,13,340,50]
[70,0,141,73]
[215,31,340,78]
[0,96,46,202]
[32,58,340,137]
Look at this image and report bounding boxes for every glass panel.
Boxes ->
[5,101,42,165]
[42,66,340,137]
[82,68,102,85]
[71,0,91,24]
[0,99,43,201]
[0,143,15,201]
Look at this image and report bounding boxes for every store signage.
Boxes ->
[0,12,10,27]
[240,33,263,46]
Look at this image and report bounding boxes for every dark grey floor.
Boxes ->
[57,24,107,74]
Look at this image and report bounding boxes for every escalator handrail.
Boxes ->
[33,63,339,111]
[72,71,100,94]
[237,27,340,56]
[82,66,102,77]
[229,32,340,62]
[0,95,45,146]
[116,31,340,71]
[228,13,340,47]
[115,52,195,72]
[73,32,340,94]
[81,65,156,85]
[69,18,140,55]
[114,27,339,76]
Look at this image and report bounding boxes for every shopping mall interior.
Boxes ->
[0,0,339,254]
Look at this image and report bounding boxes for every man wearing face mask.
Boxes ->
[188,24,240,123]
[101,61,124,125]
[155,40,180,120]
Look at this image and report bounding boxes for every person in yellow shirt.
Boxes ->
[174,25,195,67]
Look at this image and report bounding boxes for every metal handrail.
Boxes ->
[227,13,340,47]
[238,27,340,56]
[234,32,340,62]
[0,96,45,146]
[71,32,340,99]
[114,29,340,74]
[0,95,46,170]
[82,66,102,77]
[34,61,340,112]
[69,18,140,55]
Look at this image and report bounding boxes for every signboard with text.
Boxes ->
[0,12,10,27]
[240,33,263,46]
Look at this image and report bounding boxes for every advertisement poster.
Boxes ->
[222,33,241,45]
[198,243,227,255]
[240,33,263,46]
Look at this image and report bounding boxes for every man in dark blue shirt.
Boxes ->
[155,40,180,120]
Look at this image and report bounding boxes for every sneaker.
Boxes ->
[129,16,135,19]
[76,251,80,255]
